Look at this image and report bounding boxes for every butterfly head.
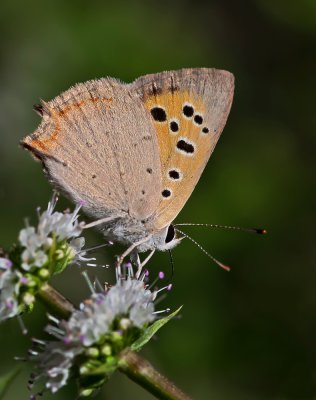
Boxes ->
[138,224,183,251]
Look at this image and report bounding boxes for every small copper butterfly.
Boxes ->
[22,68,235,266]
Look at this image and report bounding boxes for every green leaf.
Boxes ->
[0,367,21,399]
[131,306,182,352]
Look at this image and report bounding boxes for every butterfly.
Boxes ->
[22,68,234,266]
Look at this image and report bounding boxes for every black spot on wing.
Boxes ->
[151,107,167,122]
[142,135,152,141]
[162,189,171,198]
[170,120,179,132]
[169,169,180,180]
[176,139,195,154]
[194,114,203,125]
[183,104,194,118]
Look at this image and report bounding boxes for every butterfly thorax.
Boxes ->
[98,215,181,253]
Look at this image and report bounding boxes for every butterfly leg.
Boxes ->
[130,252,141,268]
[81,216,119,230]
[131,250,155,269]
[130,252,143,277]
[131,249,155,279]
[116,236,152,268]
[140,249,155,269]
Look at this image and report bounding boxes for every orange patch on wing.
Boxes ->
[58,97,112,117]
[29,128,61,152]
[29,96,112,152]
[144,90,210,229]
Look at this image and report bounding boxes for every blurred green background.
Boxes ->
[0,1,315,399]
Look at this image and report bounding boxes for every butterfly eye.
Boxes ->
[165,224,175,243]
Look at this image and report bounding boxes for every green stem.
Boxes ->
[37,284,192,400]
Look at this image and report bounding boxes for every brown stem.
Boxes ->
[118,349,192,400]
[37,283,75,319]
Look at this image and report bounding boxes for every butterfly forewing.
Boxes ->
[132,68,234,230]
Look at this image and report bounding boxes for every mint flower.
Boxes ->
[0,194,86,322]
[0,258,21,319]
[29,264,173,396]
[18,194,84,272]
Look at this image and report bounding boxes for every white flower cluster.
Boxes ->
[19,195,83,271]
[64,278,155,347]
[0,258,23,320]
[0,195,85,322]
[30,265,171,395]
[30,340,81,394]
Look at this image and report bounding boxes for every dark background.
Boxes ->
[0,1,315,399]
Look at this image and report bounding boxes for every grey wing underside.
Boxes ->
[22,78,162,221]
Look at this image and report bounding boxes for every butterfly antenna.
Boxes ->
[175,228,231,272]
[175,223,267,235]
[168,249,175,280]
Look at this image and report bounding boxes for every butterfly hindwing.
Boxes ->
[131,68,234,230]
[22,78,162,221]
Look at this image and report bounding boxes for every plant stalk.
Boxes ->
[37,283,75,319]
[118,348,192,400]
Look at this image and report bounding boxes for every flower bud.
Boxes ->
[23,292,35,306]
[101,344,112,356]
[119,318,131,330]
[85,347,99,358]
[38,268,50,279]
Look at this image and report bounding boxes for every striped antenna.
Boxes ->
[175,223,267,235]
[175,228,231,272]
